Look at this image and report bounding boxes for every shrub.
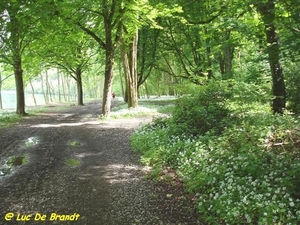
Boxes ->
[285,62,300,114]
[169,82,231,137]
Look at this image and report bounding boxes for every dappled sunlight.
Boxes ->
[101,164,141,184]
[31,121,99,128]
[78,163,151,184]
[75,152,104,158]
[100,117,152,130]
[78,173,92,181]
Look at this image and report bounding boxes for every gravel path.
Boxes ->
[0,100,202,225]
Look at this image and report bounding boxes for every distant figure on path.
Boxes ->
[112,92,116,99]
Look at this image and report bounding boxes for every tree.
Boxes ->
[120,29,138,108]
[65,0,124,116]
[0,1,43,115]
[256,1,285,114]
[137,26,160,90]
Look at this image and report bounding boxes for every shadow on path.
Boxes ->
[0,100,202,225]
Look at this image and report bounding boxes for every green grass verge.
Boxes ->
[108,98,176,119]
[0,112,22,128]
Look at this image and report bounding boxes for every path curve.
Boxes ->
[0,100,201,225]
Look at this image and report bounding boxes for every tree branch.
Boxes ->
[76,22,106,49]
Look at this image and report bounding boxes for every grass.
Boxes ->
[65,158,81,167]
[0,100,87,128]
[0,112,22,128]
[108,97,176,119]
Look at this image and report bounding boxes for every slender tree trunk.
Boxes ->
[61,73,67,102]
[168,74,174,95]
[144,81,150,99]
[75,67,84,105]
[57,69,61,102]
[40,73,47,104]
[204,28,213,79]
[66,76,71,102]
[93,74,98,98]
[29,80,37,106]
[45,70,53,102]
[49,74,55,102]
[257,1,285,114]
[118,58,125,100]
[120,30,139,108]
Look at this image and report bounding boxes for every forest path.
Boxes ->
[0,100,201,225]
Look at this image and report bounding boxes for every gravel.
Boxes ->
[0,100,203,225]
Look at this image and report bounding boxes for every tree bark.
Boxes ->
[45,70,50,103]
[57,69,61,102]
[257,0,285,114]
[75,67,84,105]
[102,47,115,116]
[118,57,125,100]
[120,30,139,109]
[29,80,37,106]
[14,56,26,115]
[10,11,26,115]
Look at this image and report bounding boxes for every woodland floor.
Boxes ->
[0,100,203,225]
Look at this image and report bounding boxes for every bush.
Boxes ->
[285,63,300,114]
[169,82,231,137]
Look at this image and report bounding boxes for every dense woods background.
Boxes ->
[0,0,299,115]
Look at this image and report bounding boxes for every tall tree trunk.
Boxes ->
[257,1,285,114]
[61,73,67,102]
[168,74,174,96]
[66,76,71,102]
[29,80,37,106]
[120,30,138,108]
[118,58,125,100]
[10,8,26,115]
[204,28,213,79]
[45,70,53,103]
[102,47,115,116]
[75,67,84,105]
[40,73,47,104]
[57,69,61,102]
[217,30,234,80]
[14,56,26,115]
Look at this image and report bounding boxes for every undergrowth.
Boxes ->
[131,81,300,224]
[0,112,22,127]
[108,98,175,119]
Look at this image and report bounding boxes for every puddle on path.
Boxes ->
[23,137,39,148]
[0,156,27,176]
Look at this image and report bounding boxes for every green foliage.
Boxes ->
[0,112,22,127]
[131,81,300,224]
[170,82,231,136]
[285,62,300,114]
[65,158,81,167]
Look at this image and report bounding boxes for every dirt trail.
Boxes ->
[0,100,201,225]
